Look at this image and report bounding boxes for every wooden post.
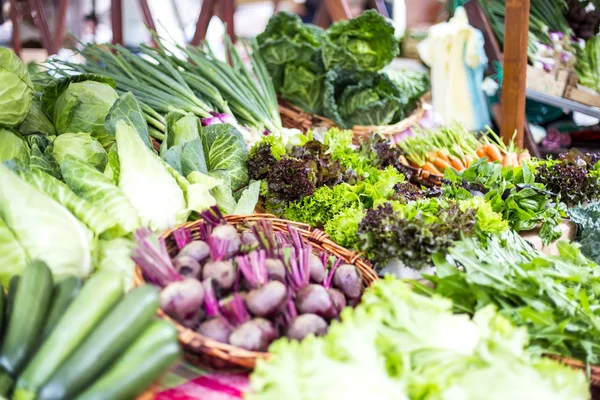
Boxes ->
[111,0,123,45]
[500,0,530,149]
[325,0,352,21]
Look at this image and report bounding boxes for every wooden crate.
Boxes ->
[526,65,570,97]
[564,86,600,108]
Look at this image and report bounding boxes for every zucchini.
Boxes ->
[76,320,180,400]
[40,276,83,340]
[0,261,52,376]
[13,272,123,400]
[0,284,4,342]
[5,276,19,329]
[37,285,160,400]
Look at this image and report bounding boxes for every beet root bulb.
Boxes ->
[246,281,287,317]
[229,318,278,351]
[198,317,233,344]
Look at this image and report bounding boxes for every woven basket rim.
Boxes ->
[133,213,378,369]
[547,354,600,385]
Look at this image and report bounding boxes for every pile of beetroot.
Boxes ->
[133,206,364,352]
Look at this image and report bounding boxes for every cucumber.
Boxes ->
[0,261,52,376]
[40,276,83,341]
[5,276,19,329]
[76,320,180,400]
[13,272,123,400]
[37,285,160,400]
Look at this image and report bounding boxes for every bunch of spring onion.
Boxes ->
[396,124,530,175]
[133,206,364,352]
[46,36,282,137]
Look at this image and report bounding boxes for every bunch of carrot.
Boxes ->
[396,124,530,176]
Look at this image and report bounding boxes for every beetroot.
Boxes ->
[160,278,205,320]
[241,231,259,247]
[308,254,326,283]
[173,255,202,277]
[229,318,278,351]
[178,240,210,262]
[327,288,346,318]
[202,260,236,291]
[286,314,328,341]
[211,224,241,257]
[180,308,205,330]
[198,317,233,344]
[333,264,363,299]
[246,281,287,317]
[266,258,285,282]
[295,284,336,319]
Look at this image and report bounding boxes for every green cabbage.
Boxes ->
[52,79,119,148]
[279,62,325,114]
[322,10,399,72]
[0,128,29,163]
[18,100,56,136]
[0,164,93,278]
[53,132,108,172]
[104,92,152,150]
[27,135,62,179]
[0,215,28,286]
[97,238,136,291]
[0,47,34,126]
[160,112,207,177]
[61,155,140,235]
[116,120,186,231]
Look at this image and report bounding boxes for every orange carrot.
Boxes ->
[517,151,531,164]
[436,149,451,163]
[485,144,503,162]
[423,162,442,175]
[433,157,452,171]
[426,151,437,162]
[476,147,488,159]
[502,152,518,168]
[450,157,466,171]
[464,154,474,166]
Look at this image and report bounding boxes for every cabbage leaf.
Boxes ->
[105,92,152,149]
[97,238,136,291]
[17,100,56,136]
[61,155,140,235]
[0,47,34,126]
[0,215,28,286]
[27,135,62,179]
[0,164,93,278]
[53,132,108,172]
[116,120,186,231]
[0,128,29,164]
[160,112,208,176]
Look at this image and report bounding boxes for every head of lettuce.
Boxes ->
[0,47,34,127]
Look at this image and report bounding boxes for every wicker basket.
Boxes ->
[278,101,426,145]
[133,214,378,371]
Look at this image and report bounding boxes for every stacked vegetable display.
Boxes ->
[133,207,365,352]
[256,11,429,128]
[0,260,179,400]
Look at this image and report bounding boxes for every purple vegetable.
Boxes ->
[266,258,285,282]
[210,111,236,125]
[295,284,336,319]
[173,256,202,277]
[220,294,251,326]
[198,317,233,343]
[282,246,311,292]
[173,227,192,250]
[132,228,181,287]
[332,264,363,300]
[160,278,205,320]
[286,314,328,341]
[327,288,346,318]
[180,308,205,330]
[178,240,210,262]
[251,220,277,256]
[246,280,287,317]
[229,318,278,351]
[211,224,241,258]
[241,231,259,247]
[201,116,222,126]
[236,250,268,288]
[308,253,326,283]
[202,278,220,317]
[199,206,226,228]
[202,260,236,291]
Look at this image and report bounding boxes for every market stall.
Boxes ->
[1,1,600,399]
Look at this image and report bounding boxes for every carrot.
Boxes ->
[433,157,452,171]
[517,151,531,164]
[464,154,474,166]
[423,162,442,175]
[399,155,409,166]
[436,149,451,163]
[450,157,466,171]
[476,147,488,159]
[485,144,503,162]
[426,152,437,162]
[502,152,518,168]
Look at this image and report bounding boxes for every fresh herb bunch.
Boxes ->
[533,150,600,206]
[422,231,600,365]
[357,201,475,270]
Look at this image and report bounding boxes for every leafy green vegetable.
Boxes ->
[575,35,600,93]
[426,230,600,365]
[249,277,588,400]
[200,123,249,191]
[27,135,62,179]
[279,61,325,114]
[0,128,29,164]
[97,238,136,291]
[323,205,364,249]
[116,120,186,231]
[384,68,430,109]
[105,92,152,149]
[322,10,399,72]
[160,112,208,177]
[568,202,600,265]
[256,12,324,89]
[53,132,108,172]
[323,69,408,128]
[0,163,93,278]
[17,100,56,136]
[61,155,140,235]
[47,76,119,148]
[0,215,28,286]
[0,47,34,126]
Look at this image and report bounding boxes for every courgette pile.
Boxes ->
[0,260,180,400]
